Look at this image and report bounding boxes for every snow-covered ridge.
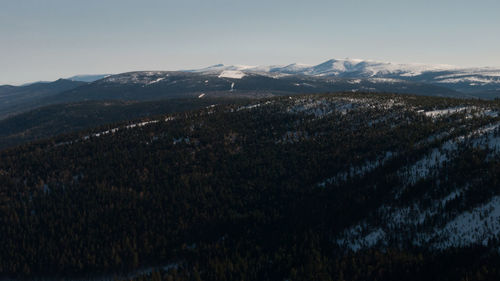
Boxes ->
[186,63,283,74]
[82,59,500,92]
[184,59,500,89]
[102,71,171,85]
[435,72,500,85]
[189,58,464,78]
[55,117,176,147]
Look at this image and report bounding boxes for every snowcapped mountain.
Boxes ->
[62,60,500,91]
[192,59,498,82]
[190,58,461,77]
[186,59,500,98]
[2,59,499,120]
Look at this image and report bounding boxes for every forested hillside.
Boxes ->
[0,98,247,150]
[43,71,462,105]
[1,93,500,280]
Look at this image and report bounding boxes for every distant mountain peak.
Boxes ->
[189,58,463,78]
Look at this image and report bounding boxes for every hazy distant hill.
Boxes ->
[0,79,87,119]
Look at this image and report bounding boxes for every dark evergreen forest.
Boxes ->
[1,93,500,280]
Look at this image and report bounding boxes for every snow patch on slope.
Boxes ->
[434,196,500,249]
[218,70,246,79]
[147,77,165,85]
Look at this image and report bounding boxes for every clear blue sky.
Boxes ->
[1,0,500,85]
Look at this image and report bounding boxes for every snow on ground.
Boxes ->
[336,120,500,251]
[287,98,337,117]
[55,116,176,147]
[441,189,464,205]
[368,78,401,83]
[335,182,500,251]
[437,77,500,85]
[469,122,500,156]
[433,196,500,249]
[422,107,468,118]
[436,71,500,79]
[416,130,452,146]
[398,143,451,187]
[103,72,170,85]
[482,110,499,118]
[434,71,500,85]
[218,70,246,79]
[93,128,119,138]
[236,101,273,111]
[469,121,500,137]
[337,226,386,252]
[333,111,500,251]
[287,96,407,119]
[187,59,486,78]
[318,151,395,187]
[147,77,165,85]
[125,120,159,129]
[382,185,469,232]
[398,121,500,188]
[192,64,271,73]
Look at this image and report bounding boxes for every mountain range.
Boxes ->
[3,58,500,280]
[189,58,500,96]
[1,58,500,150]
[2,58,499,120]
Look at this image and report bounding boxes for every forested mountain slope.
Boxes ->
[0,98,247,150]
[47,71,459,105]
[1,93,500,280]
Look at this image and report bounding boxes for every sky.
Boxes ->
[1,0,500,85]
